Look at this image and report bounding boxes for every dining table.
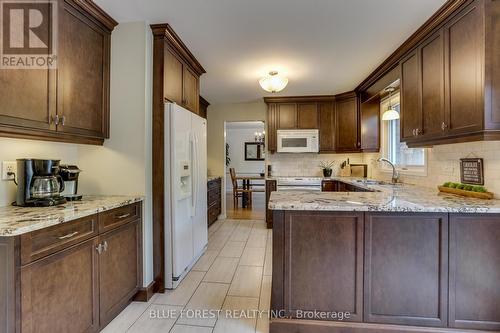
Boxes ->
[235,174,266,208]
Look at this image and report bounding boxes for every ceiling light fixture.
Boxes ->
[259,71,288,93]
[382,87,400,121]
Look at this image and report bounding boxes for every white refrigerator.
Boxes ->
[164,102,208,289]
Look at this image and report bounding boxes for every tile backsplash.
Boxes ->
[267,141,500,196]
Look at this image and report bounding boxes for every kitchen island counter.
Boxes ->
[0,195,143,236]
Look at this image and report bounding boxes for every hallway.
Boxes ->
[226,192,265,220]
[102,219,272,333]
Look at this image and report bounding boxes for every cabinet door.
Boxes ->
[449,214,500,331]
[360,99,380,152]
[421,31,445,139]
[57,1,109,138]
[164,47,184,105]
[277,103,297,129]
[335,96,359,152]
[21,238,99,333]
[99,221,141,327]
[364,213,448,327]
[0,1,56,133]
[281,211,363,321]
[318,102,335,152]
[400,50,421,140]
[267,104,277,151]
[444,2,483,136]
[265,180,277,228]
[297,103,318,129]
[183,66,199,113]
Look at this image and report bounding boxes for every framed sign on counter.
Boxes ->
[460,158,484,185]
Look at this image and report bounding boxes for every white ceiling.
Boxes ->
[96,0,447,104]
[226,121,265,130]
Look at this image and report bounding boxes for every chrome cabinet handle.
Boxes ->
[61,115,66,126]
[115,213,131,219]
[416,128,422,136]
[441,122,448,131]
[412,129,416,136]
[96,244,103,254]
[58,231,79,240]
[52,115,59,125]
[103,241,108,252]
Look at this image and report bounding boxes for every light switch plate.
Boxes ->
[2,161,16,180]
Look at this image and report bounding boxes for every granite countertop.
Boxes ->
[208,176,222,182]
[269,177,500,213]
[0,195,143,236]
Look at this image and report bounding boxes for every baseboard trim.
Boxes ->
[270,319,492,333]
[134,280,156,302]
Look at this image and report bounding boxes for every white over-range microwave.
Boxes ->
[277,129,319,153]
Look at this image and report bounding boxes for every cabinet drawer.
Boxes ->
[208,178,221,190]
[208,189,221,205]
[99,203,141,233]
[20,214,98,265]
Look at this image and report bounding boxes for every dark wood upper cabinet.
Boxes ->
[277,103,297,129]
[318,101,335,152]
[164,48,184,105]
[267,103,278,152]
[360,99,380,152]
[152,24,205,116]
[335,92,360,152]
[400,50,421,141]
[199,96,210,119]
[297,103,318,129]
[364,212,449,328]
[0,0,116,145]
[448,214,500,331]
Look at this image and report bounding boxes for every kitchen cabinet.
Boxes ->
[99,220,141,327]
[277,104,297,129]
[364,212,448,327]
[0,202,143,333]
[273,211,364,321]
[297,103,318,129]
[360,99,380,152]
[318,102,336,152]
[335,92,360,152]
[199,96,210,119]
[152,24,205,115]
[448,215,500,331]
[265,179,277,228]
[398,0,500,147]
[208,178,222,227]
[0,0,116,145]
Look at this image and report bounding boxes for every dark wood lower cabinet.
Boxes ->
[449,215,500,331]
[21,238,99,333]
[271,211,500,333]
[208,178,222,227]
[364,212,448,327]
[0,202,143,333]
[265,179,277,229]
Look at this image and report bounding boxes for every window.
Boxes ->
[381,93,427,175]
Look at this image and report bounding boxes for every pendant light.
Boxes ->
[259,71,288,93]
[382,87,400,121]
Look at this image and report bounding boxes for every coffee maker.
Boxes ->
[16,159,67,207]
[59,165,83,201]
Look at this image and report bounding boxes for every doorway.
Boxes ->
[224,121,266,219]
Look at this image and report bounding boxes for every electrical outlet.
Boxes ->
[2,161,16,181]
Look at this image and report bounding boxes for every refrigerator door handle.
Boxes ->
[192,133,198,215]
[190,132,196,217]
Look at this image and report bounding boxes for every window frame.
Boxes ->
[380,92,428,177]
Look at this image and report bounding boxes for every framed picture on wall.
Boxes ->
[245,142,265,161]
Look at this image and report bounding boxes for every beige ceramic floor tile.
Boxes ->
[239,247,266,266]
[263,250,272,276]
[152,271,205,306]
[219,241,246,258]
[127,304,183,333]
[171,325,213,333]
[193,250,220,271]
[100,301,150,333]
[259,276,272,311]
[177,282,229,327]
[230,223,253,242]
[246,233,267,248]
[213,296,259,333]
[228,266,263,297]
[203,257,239,283]
[255,316,269,333]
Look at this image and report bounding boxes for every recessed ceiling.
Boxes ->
[96,0,447,104]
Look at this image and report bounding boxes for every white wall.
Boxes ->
[0,138,79,206]
[78,21,153,287]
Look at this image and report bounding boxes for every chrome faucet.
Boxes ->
[377,157,399,184]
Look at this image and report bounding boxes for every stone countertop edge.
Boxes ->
[0,195,144,237]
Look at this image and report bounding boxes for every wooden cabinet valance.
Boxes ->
[0,0,117,145]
